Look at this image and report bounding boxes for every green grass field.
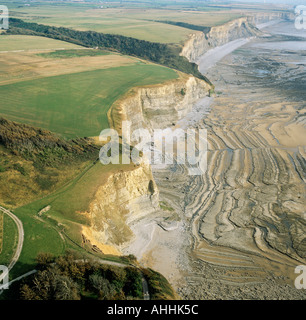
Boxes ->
[0,64,178,138]
[11,206,66,278]
[33,16,193,44]
[18,160,133,231]
[0,35,83,51]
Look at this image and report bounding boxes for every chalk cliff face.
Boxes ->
[248,11,295,25]
[108,74,211,135]
[82,162,159,255]
[82,73,211,254]
[180,18,260,62]
[81,17,269,255]
[84,18,265,254]
[84,74,211,253]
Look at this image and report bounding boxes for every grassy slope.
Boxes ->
[22,161,133,226]
[0,116,102,208]
[0,145,93,208]
[11,161,137,278]
[0,64,178,138]
[0,118,99,277]
[0,117,136,276]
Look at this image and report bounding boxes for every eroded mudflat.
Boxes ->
[123,23,306,299]
[179,32,306,299]
[149,27,306,299]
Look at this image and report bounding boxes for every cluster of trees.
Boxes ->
[19,252,144,300]
[154,20,211,34]
[0,117,99,168]
[141,268,176,300]
[7,18,211,84]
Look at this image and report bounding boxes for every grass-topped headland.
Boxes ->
[0,63,178,138]
[6,18,210,83]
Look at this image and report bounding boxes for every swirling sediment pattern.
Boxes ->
[155,37,306,299]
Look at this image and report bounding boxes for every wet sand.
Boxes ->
[126,21,306,299]
[180,22,306,299]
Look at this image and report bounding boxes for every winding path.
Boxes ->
[0,206,24,287]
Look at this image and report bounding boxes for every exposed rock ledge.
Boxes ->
[180,17,261,63]
[80,16,273,257]
[248,11,295,25]
[82,162,159,255]
[108,73,212,135]
[83,72,211,253]
[82,71,211,255]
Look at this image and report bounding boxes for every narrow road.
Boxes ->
[0,206,24,284]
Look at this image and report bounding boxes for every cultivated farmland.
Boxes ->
[0,35,82,51]
[0,63,177,138]
[5,3,241,44]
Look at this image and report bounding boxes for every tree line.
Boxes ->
[4,251,175,300]
[153,20,211,34]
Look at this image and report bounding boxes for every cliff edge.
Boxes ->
[180,17,261,63]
